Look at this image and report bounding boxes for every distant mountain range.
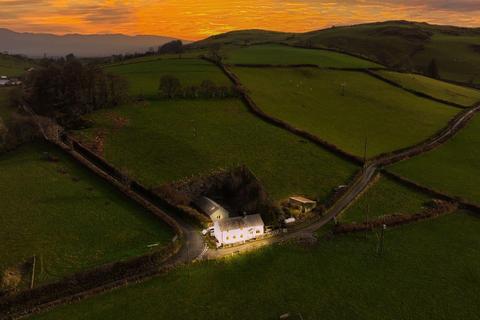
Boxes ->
[0,28,185,57]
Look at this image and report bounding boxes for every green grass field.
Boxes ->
[340,175,431,223]
[390,114,480,205]
[224,44,381,68]
[233,67,459,157]
[412,34,480,86]
[105,58,231,98]
[76,99,357,202]
[0,54,32,77]
[0,143,173,285]
[34,211,480,320]
[375,70,480,107]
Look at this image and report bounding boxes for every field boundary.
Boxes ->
[382,170,480,214]
[0,241,181,320]
[0,133,207,320]
[372,105,480,166]
[364,69,468,109]
[203,57,364,165]
[229,63,467,110]
[333,200,459,234]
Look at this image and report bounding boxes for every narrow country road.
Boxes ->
[5,96,478,319]
[209,104,480,258]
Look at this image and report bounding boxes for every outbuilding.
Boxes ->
[213,214,264,246]
[0,76,8,86]
[289,196,317,213]
[194,196,230,222]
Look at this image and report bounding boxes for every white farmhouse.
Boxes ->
[213,214,264,246]
[194,196,230,222]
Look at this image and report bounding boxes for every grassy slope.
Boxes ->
[233,67,458,157]
[375,70,480,107]
[0,54,32,77]
[390,115,480,205]
[77,99,357,202]
[224,44,381,68]
[105,58,231,98]
[412,34,480,85]
[34,212,480,320]
[194,21,480,86]
[0,143,173,284]
[340,175,431,223]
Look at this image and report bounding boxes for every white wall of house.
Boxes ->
[213,222,264,246]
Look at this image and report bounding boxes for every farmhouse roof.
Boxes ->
[194,196,228,216]
[289,196,316,204]
[217,214,264,232]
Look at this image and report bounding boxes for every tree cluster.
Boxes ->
[158,40,184,56]
[159,75,239,99]
[18,54,129,126]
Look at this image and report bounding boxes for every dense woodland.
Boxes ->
[20,55,129,125]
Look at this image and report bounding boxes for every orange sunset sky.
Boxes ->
[1,0,479,40]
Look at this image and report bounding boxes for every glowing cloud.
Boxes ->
[0,0,479,39]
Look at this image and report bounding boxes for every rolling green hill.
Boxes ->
[224,44,381,68]
[390,114,480,206]
[232,67,458,157]
[0,53,32,77]
[193,21,480,86]
[75,99,357,202]
[105,58,231,99]
[0,143,173,285]
[373,70,480,107]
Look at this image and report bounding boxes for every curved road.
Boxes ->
[209,104,480,258]
[7,102,478,319]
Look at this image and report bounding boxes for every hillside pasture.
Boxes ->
[224,44,381,68]
[340,175,431,223]
[0,54,32,77]
[0,143,173,285]
[233,67,459,157]
[412,34,480,86]
[75,99,358,202]
[105,58,231,98]
[34,211,480,320]
[374,70,480,107]
[390,114,480,206]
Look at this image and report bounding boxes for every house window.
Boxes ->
[226,237,229,240]
[233,235,236,239]
[240,234,243,238]
[256,230,260,234]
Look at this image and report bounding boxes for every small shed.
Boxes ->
[194,196,230,222]
[289,196,317,213]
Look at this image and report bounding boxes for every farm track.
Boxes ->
[3,59,480,319]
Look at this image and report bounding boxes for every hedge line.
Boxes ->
[333,200,459,234]
[201,57,364,166]
[0,242,180,320]
[383,170,480,214]
[372,105,480,166]
[61,134,188,234]
[364,70,467,109]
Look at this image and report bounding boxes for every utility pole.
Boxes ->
[377,223,386,255]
